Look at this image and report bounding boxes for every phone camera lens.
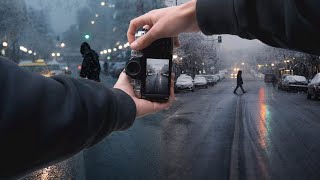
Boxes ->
[126,60,141,76]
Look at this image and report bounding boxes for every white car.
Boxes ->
[176,75,195,92]
[194,76,208,88]
[282,75,308,91]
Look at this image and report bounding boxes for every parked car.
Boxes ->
[176,75,195,92]
[194,76,208,88]
[282,75,308,92]
[212,74,220,83]
[307,73,320,100]
[202,75,215,86]
[278,74,291,90]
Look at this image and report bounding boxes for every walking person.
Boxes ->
[80,42,101,82]
[233,70,246,94]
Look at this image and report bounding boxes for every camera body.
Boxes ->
[125,30,173,102]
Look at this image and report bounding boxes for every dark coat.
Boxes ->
[80,42,101,82]
[237,74,243,85]
[0,57,136,179]
[196,0,320,55]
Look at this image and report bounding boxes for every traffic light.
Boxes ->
[84,34,90,40]
[218,36,222,43]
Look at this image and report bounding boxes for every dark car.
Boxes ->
[282,75,308,92]
[307,73,320,100]
[264,73,276,83]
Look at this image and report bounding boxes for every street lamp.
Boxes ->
[60,43,65,48]
[57,53,61,57]
[271,63,275,67]
[241,62,245,65]
[100,51,104,55]
[33,52,37,56]
[118,45,123,50]
[52,53,56,57]
[28,50,33,54]
[91,21,95,25]
[113,48,117,52]
[96,14,99,17]
[101,2,105,6]
[103,50,107,54]
[173,55,178,59]
[2,42,8,47]
[108,49,112,53]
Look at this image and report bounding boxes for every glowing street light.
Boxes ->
[113,48,117,52]
[91,21,95,25]
[271,63,275,67]
[60,43,65,48]
[103,50,108,54]
[101,1,105,6]
[2,42,8,47]
[173,55,178,59]
[57,53,61,57]
[28,50,33,54]
[241,63,245,65]
[33,52,37,56]
[52,53,56,57]
[19,46,28,52]
[84,34,90,40]
[95,14,99,17]
[108,49,112,53]
[118,45,123,50]
[100,51,104,55]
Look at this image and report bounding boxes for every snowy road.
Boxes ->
[24,73,320,180]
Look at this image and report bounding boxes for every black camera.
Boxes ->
[125,29,173,102]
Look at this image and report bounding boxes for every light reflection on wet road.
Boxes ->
[24,73,320,180]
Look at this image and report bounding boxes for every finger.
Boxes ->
[143,25,151,30]
[131,25,160,50]
[127,14,153,44]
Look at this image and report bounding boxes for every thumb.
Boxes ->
[115,71,131,86]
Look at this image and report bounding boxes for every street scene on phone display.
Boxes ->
[2,0,320,180]
[146,58,170,95]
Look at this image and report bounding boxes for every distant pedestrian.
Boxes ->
[233,70,246,94]
[80,42,101,82]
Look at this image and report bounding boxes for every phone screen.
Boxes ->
[145,58,170,95]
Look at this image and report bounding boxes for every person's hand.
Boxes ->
[114,71,175,118]
[127,0,200,50]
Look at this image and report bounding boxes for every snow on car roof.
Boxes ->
[292,75,307,82]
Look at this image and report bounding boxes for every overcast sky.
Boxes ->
[25,0,87,34]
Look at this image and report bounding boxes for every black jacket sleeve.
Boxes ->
[0,57,136,179]
[196,0,320,55]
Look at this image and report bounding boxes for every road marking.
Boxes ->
[230,97,241,180]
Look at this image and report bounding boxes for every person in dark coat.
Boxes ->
[233,70,246,94]
[80,42,101,82]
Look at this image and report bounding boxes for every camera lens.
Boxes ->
[126,60,141,76]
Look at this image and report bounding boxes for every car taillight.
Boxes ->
[77,65,81,70]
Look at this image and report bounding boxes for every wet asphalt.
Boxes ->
[23,73,320,180]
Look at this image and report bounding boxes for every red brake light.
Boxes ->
[77,65,81,70]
